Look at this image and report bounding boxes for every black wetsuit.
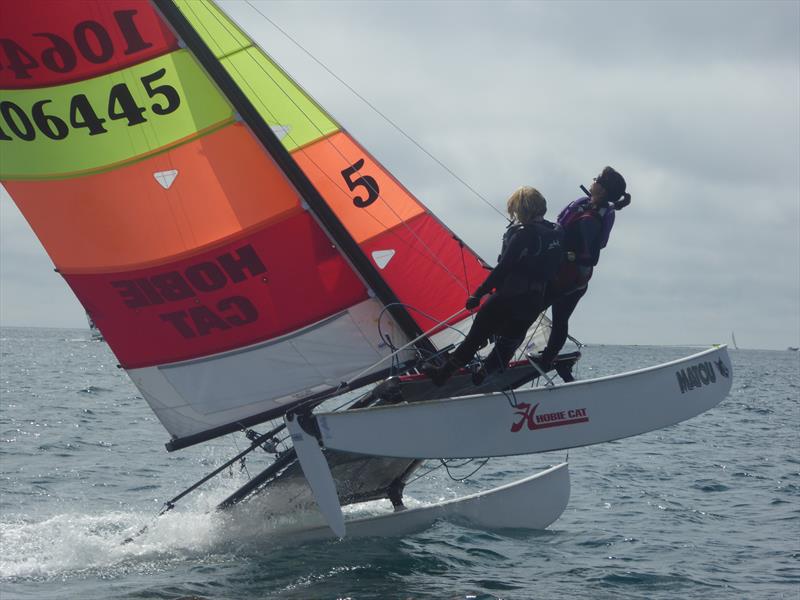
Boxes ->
[451,220,562,372]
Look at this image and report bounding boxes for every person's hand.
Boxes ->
[465,295,480,310]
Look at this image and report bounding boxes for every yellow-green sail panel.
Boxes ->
[175,0,338,151]
[0,51,234,180]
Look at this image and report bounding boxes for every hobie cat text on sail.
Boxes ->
[111,244,266,338]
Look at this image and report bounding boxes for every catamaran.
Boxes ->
[0,0,732,539]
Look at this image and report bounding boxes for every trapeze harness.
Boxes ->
[551,198,614,294]
[478,220,564,303]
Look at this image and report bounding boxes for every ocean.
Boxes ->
[1,327,797,599]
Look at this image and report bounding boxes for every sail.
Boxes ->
[0,0,538,450]
[170,0,490,337]
[0,0,418,448]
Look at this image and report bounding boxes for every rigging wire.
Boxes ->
[502,387,520,408]
[221,10,594,367]
[377,302,470,354]
[243,0,506,222]
[194,2,480,294]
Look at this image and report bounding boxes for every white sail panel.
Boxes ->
[128,299,412,441]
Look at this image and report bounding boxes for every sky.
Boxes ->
[1,0,798,350]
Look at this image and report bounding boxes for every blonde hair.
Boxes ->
[507,186,546,224]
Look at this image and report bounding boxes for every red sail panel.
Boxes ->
[293,132,487,331]
[361,213,488,329]
[5,124,304,272]
[64,212,369,369]
[0,0,178,89]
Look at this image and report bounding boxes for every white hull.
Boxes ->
[284,462,569,542]
[315,346,732,459]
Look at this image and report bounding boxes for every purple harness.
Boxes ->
[557,197,615,249]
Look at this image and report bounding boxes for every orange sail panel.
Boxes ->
[293,132,426,244]
[294,132,488,331]
[5,124,304,272]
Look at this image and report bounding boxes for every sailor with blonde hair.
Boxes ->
[507,185,547,225]
[423,186,563,385]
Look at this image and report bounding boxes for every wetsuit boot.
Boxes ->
[526,349,554,375]
[421,354,460,386]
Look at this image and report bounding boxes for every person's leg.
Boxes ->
[481,294,545,376]
[539,286,587,364]
[450,295,505,366]
[482,332,525,374]
[424,295,505,385]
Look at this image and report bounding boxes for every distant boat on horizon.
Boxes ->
[731,331,739,350]
[788,347,799,352]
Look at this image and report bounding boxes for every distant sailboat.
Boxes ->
[731,332,739,350]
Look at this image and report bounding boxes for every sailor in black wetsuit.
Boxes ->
[423,186,563,386]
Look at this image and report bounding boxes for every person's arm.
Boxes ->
[472,231,525,297]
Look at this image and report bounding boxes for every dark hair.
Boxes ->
[597,166,631,210]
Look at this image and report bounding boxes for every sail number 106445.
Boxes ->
[0,68,180,141]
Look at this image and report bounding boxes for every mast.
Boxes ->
[151,0,435,355]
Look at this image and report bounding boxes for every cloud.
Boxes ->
[1,0,798,349]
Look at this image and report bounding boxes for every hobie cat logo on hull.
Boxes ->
[511,402,589,433]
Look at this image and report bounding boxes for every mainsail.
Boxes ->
[0,0,490,450]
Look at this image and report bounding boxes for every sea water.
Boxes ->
[1,327,797,599]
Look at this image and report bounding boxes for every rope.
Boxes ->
[456,237,472,295]
[378,302,469,354]
[441,457,490,482]
[338,307,467,392]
